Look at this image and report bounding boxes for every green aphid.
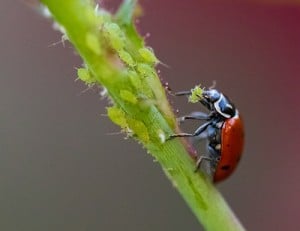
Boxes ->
[138,47,158,64]
[127,118,149,143]
[103,22,125,51]
[120,90,138,104]
[128,71,153,98]
[136,63,154,77]
[119,50,135,67]
[189,85,203,103]
[128,70,142,89]
[107,106,127,128]
[77,68,95,84]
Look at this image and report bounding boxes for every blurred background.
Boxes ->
[1,0,300,230]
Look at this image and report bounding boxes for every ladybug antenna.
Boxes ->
[209,80,217,90]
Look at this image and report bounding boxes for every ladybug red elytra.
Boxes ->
[169,88,244,183]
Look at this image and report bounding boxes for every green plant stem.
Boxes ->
[39,0,246,230]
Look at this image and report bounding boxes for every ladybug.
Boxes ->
[169,88,244,182]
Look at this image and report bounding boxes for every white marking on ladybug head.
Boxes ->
[214,94,232,118]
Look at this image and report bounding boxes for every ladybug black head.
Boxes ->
[202,89,236,118]
[202,89,220,103]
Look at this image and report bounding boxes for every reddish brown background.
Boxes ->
[1,1,300,230]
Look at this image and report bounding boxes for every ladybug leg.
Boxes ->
[174,90,192,96]
[173,90,212,111]
[169,121,212,139]
[194,156,213,172]
[177,111,211,123]
[164,89,191,97]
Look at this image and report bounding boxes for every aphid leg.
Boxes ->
[208,80,217,89]
[163,85,191,97]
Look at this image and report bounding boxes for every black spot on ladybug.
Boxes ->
[221,165,230,171]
